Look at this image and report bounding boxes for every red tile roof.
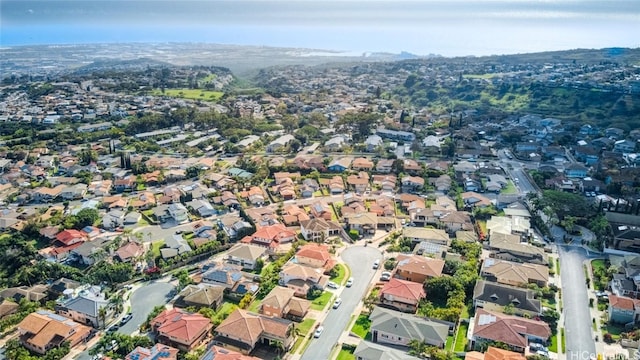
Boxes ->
[609,294,640,311]
[380,278,426,303]
[151,308,212,345]
[55,229,86,246]
[473,309,551,348]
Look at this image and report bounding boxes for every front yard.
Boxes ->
[350,313,371,340]
[330,263,349,285]
[453,322,469,351]
[310,291,333,311]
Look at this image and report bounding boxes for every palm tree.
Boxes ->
[98,306,107,329]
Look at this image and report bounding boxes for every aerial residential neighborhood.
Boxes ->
[0,43,639,360]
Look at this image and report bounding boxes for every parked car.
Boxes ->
[346,277,354,287]
[373,259,380,269]
[327,281,339,289]
[380,271,392,281]
[313,326,324,338]
[333,298,342,309]
[120,313,133,325]
[106,325,119,333]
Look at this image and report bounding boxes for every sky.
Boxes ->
[1,0,639,56]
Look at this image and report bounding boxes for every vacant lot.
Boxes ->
[151,88,224,102]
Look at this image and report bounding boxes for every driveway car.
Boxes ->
[380,271,392,281]
[327,281,339,289]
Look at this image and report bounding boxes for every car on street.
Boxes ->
[327,281,339,289]
[120,313,133,325]
[106,325,119,333]
[313,326,324,338]
[333,298,342,309]
[373,259,380,269]
[346,277,354,287]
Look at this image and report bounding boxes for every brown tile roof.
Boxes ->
[215,309,291,345]
[18,311,91,351]
[396,254,445,278]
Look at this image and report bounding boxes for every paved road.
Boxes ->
[75,280,175,360]
[118,280,175,334]
[300,246,382,360]
[558,245,596,357]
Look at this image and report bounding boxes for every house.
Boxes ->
[17,310,92,355]
[369,306,448,348]
[267,134,295,152]
[55,286,112,328]
[260,286,310,321]
[439,211,474,234]
[282,204,310,226]
[376,128,416,142]
[607,294,640,325]
[465,347,525,360]
[379,278,426,313]
[564,163,588,179]
[324,135,348,151]
[347,172,370,193]
[168,203,189,223]
[60,184,88,200]
[102,210,124,230]
[113,176,135,192]
[279,262,329,297]
[0,299,19,320]
[33,185,65,202]
[473,280,542,317]
[295,243,335,271]
[115,241,145,263]
[319,176,344,194]
[394,254,445,284]
[225,244,267,270]
[352,157,374,171]
[174,284,225,310]
[403,159,422,174]
[401,176,425,191]
[345,212,378,235]
[214,309,294,355]
[403,227,450,246]
[202,263,245,289]
[161,234,192,259]
[574,145,600,165]
[300,218,346,242]
[55,229,87,246]
[328,157,352,172]
[488,233,548,265]
[470,309,551,353]
[481,258,549,287]
[151,308,212,352]
[199,346,261,360]
[0,285,49,303]
[372,175,397,192]
[614,139,637,153]
[353,341,421,360]
[430,174,452,192]
[376,159,395,173]
[125,344,179,360]
[462,192,492,208]
[365,135,383,151]
[187,199,216,217]
[237,135,261,149]
[241,223,296,251]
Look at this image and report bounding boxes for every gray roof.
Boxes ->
[370,306,448,347]
[473,280,541,313]
[354,341,420,360]
[62,291,109,317]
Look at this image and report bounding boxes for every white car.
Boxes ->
[346,277,354,287]
[333,298,342,309]
[327,281,339,289]
[373,259,380,269]
[380,271,392,281]
[313,326,324,338]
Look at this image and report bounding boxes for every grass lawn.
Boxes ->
[151,241,165,258]
[213,302,238,324]
[561,328,566,353]
[296,318,316,336]
[337,349,356,360]
[454,323,469,352]
[477,220,487,238]
[331,263,347,285]
[602,323,624,340]
[291,337,305,354]
[313,190,323,197]
[591,259,606,273]
[549,332,558,353]
[500,181,518,194]
[151,88,224,102]
[351,314,371,339]
[310,291,333,311]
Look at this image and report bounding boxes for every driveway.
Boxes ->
[558,245,596,357]
[117,279,176,335]
[300,245,382,360]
